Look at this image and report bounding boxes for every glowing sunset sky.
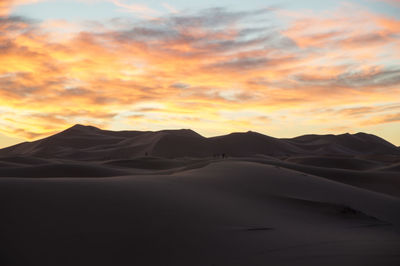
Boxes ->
[0,0,399,148]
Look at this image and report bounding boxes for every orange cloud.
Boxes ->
[0,5,399,145]
[0,0,45,16]
[361,113,400,126]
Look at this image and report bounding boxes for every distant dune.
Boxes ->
[0,125,399,266]
[1,124,399,160]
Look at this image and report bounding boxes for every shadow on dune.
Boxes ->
[0,125,400,266]
[0,163,129,178]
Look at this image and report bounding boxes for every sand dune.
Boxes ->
[285,132,399,155]
[0,163,130,178]
[285,155,383,170]
[0,161,399,266]
[378,162,400,172]
[0,125,399,266]
[235,157,400,198]
[1,125,399,160]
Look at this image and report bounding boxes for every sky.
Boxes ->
[0,0,399,148]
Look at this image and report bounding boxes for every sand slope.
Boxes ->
[0,161,399,266]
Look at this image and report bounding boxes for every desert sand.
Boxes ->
[0,125,399,266]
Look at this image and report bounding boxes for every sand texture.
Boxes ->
[0,125,399,266]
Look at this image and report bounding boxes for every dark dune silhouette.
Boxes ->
[1,124,398,160]
[0,124,399,266]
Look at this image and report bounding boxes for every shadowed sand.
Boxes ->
[0,125,399,266]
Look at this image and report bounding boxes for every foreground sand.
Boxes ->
[1,158,399,266]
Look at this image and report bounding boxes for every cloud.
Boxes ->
[0,0,45,17]
[294,68,400,89]
[361,113,400,125]
[305,104,400,129]
[0,4,399,144]
[110,0,159,18]
[375,0,400,7]
[162,3,178,14]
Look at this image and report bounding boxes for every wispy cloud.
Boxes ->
[0,3,399,143]
[361,112,400,125]
[375,0,400,7]
[110,0,159,18]
[162,3,178,13]
[0,0,46,16]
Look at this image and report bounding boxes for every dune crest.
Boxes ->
[0,125,398,160]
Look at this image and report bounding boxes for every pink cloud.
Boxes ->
[0,5,399,143]
[376,0,400,7]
